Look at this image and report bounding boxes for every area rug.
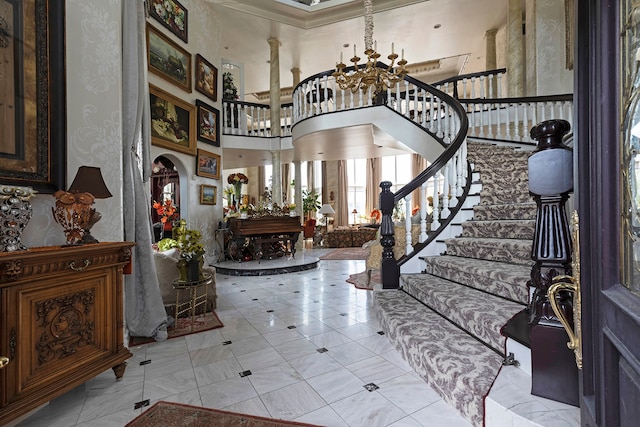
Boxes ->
[129,311,223,346]
[319,247,370,260]
[125,401,323,427]
[346,269,380,290]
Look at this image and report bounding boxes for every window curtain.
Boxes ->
[365,157,382,215]
[258,165,265,201]
[121,0,168,341]
[336,160,349,226]
[412,154,427,208]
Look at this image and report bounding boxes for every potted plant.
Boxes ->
[157,220,205,281]
[302,190,321,220]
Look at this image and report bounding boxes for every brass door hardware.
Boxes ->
[0,356,9,369]
[548,210,583,370]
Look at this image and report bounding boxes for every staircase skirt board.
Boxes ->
[401,274,525,353]
[374,290,503,427]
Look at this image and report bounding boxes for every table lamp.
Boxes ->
[53,166,113,245]
[318,203,335,233]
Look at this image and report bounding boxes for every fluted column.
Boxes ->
[268,37,282,205]
[271,151,282,206]
[507,0,524,97]
[485,28,498,96]
[291,67,301,87]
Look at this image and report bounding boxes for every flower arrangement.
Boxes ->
[288,203,296,210]
[153,199,179,226]
[227,173,249,185]
[412,205,421,216]
[158,220,204,261]
[370,208,382,223]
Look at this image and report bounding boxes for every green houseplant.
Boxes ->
[302,190,321,219]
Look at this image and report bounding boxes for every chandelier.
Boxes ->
[332,0,408,96]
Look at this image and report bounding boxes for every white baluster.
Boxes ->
[420,181,428,243]
[441,163,451,219]
[471,76,476,98]
[432,172,441,230]
[462,78,468,98]
[488,74,494,98]
[404,194,412,255]
[497,73,503,97]
[522,103,529,141]
[479,75,486,98]
[429,93,435,133]
[505,103,511,139]
[514,102,520,140]
[456,148,464,197]
[479,102,485,138]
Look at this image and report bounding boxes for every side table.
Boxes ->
[172,273,212,331]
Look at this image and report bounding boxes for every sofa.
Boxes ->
[324,225,379,248]
[153,249,217,318]
[364,223,422,284]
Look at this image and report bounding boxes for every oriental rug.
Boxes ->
[129,311,223,346]
[346,269,380,290]
[319,247,370,260]
[125,401,323,427]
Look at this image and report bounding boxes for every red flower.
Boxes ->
[370,208,382,222]
[153,199,178,223]
[412,205,420,216]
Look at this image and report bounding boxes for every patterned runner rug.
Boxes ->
[319,247,370,260]
[125,401,323,427]
[128,311,223,346]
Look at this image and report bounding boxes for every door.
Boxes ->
[576,1,640,425]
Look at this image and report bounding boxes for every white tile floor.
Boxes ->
[13,247,473,427]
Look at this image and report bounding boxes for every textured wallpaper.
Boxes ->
[22,0,224,258]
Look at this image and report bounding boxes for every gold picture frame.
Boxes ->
[149,84,196,155]
[196,148,221,179]
[200,184,217,205]
[146,24,191,92]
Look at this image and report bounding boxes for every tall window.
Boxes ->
[381,154,413,192]
[347,158,367,224]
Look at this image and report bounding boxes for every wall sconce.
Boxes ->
[53,166,112,245]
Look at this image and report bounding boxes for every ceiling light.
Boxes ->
[333,0,408,96]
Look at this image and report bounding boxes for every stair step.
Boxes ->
[443,237,532,265]
[479,189,533,205]
[461,219,535,240]
[473,202,537,221]
[401,274,525,352]
[374,289,504,427]
[422,255,531,304]
[478,180,529,195]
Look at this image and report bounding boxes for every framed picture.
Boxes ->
[195,54,218,102]
[196,149,221,179]
[200,184,217,205]
[146,24,191,92]
[196,100,220,147]
[0,0,66,193]
[149,84,196,155]
[148,0,188,43]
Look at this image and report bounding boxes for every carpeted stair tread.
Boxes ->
[401,274,525,352]
[443,237,532,265]
[473,202,537,221]
[479,189,533,205]
[422,255,530,304]
[478,180,529,195]
[374,290,504,427]
[461,219,535,240]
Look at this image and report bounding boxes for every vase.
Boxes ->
[177,257,202,282]
[234,182,243,205]
[1,185,35,252]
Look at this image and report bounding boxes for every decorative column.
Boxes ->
[379,181,399,289]
[291,67,301,87]
[485,28,498,96]
[268,37,283,205]
[507,0,524,97]
[294,160,303,251]
[527,119,579,406]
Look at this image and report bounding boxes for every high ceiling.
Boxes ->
[208,0,509,100]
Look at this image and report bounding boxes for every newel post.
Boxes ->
[379,181,399,289]
[527,119,579,406]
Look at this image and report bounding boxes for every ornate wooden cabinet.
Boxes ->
[0,242,134,424]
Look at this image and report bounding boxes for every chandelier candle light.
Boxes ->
[333,0,408,96]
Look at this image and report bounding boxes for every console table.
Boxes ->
[227,216,303,260]
[0,242,135,424]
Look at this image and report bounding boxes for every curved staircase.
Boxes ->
[374,142,536,426]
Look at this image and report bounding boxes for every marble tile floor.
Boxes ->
[13,247,473,427]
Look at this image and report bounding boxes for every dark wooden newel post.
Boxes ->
[379,181,399,289]
[527,119,579,406]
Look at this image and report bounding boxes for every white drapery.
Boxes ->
[121,0,168,341]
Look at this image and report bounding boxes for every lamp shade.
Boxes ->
[319,204,335,215]
[68,166,113,199]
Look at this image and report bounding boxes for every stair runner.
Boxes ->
[373,141,536,427]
